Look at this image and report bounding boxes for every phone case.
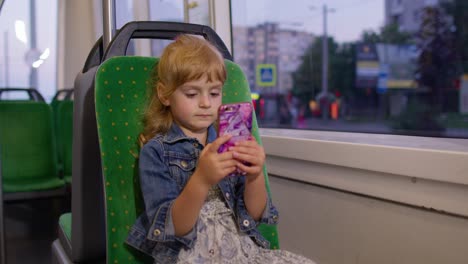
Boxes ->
[217,102,253,175]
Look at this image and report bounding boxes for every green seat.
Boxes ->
[51,89,74,102]
[50,97,61,116]
[51,90,74,184]
[58,212,72,252]
[55,100,74,184]
[0,101,65,193]
[0,88,46,102]
[95,56,279,263]
[51,38,106,264]
[59,212,72,242]
[0,101,66,262]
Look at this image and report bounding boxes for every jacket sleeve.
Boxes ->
[234,174,279,233]
[138,140,197,248]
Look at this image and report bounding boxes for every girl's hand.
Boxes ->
[231,137,265,182]
[193,135,237,187]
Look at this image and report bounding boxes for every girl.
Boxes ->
[126,35,315,264]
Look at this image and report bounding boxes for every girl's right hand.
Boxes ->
[193,135,237,187]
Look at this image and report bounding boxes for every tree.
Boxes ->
[292,37,354,107]
[393,4,461,133]
[292,37,331,105]
[361,30,381,43]
[329,43,356,99]
[415,5,461,114]
[442,0,468,72]
[380,23,413,44]
[360,23,413,45]
[291,23,412,118]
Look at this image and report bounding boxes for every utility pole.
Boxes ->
[321,4,329,96]
[320,4,335,119]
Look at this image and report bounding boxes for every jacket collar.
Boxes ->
[162,123,217,144]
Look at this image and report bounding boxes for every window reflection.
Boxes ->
[121,0,211,57]
[231,0,468,138]
[0,0,57,101]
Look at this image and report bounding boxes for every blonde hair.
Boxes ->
[140,34,227,145]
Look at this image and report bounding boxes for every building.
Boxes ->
[233,23,314,95]
[385,0,452,32]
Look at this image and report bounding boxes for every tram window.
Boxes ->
[231,0,468,138]
[113,0,211,57]
[125,39,174,57]
[149,0,211,26]
[0,0,58,102]
[0,90,29,100]
[149,0,184,23]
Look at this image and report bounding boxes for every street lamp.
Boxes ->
[311,4,335,119]
[321,4,335,97]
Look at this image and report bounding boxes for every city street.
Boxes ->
[259,117,468,138]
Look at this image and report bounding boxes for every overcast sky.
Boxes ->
[231,0,385,43]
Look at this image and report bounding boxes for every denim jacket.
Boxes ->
[126,123,279,263]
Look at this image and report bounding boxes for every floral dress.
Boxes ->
[176,185,316,264]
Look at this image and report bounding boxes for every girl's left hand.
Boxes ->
[230,137,265,182]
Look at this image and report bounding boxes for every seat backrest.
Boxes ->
[51,89,74,102]
[95,56,279,263]
[70,59,106,261]
[67,34,105,263]
[96,56,155,263]
[0,88,45,102]
[0,101,60,192]
[56,100,74,180]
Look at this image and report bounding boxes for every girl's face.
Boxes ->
[162,75,223,140]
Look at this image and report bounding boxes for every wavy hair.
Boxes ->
[140,34,226,145]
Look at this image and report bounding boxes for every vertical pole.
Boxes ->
[132,0,151,56]
[264,24,269,93]
[321,4,329,119]
[208,0,216,29]
[29,0,38,89]
[310,42,314,96]
[3,31,8,87]
[183,0,189,23]
[322,4,328,95]
[102,0,116,51]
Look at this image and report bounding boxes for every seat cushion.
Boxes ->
[3,177,65,193]
[0,101,64,192]
[64,174,72,184]
[58,212,72,258]
[57,100,74,177]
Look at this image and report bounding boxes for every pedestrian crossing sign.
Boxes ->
[256,64,276,87]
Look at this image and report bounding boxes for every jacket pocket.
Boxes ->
[168,157,196,187]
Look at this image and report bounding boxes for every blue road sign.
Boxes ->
[256,64,276,87]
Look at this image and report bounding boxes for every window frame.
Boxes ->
[261,128,468,218]
[215,0,468,218]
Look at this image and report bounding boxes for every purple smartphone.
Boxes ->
[217,102,253,175]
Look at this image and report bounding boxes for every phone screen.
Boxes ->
[217,102,253,154]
